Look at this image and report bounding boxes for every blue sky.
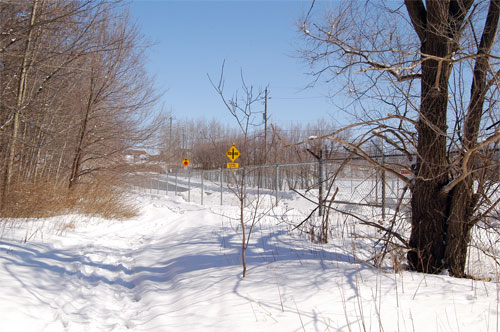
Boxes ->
[129,0,345,128]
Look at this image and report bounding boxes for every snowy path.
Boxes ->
[0,194,498,331]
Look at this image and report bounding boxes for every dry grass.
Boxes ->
[1,179,138,220]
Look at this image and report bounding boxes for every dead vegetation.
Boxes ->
[1,178,138,220]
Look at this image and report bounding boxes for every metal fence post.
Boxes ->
[166,172,169,196]
[188,170,191,202]
[175,172,178,196]
[157,174,160,195]
[381,154,386,220]
[318,157,324,217]
[324,162,328,193]
[275,164,279,205]
[220,167,223,205]
[201,170,204,205]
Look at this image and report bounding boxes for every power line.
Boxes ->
[270,96,326,100]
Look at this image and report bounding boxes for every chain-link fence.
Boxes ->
[129,157,411,217]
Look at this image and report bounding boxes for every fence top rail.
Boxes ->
[165,158,399,176]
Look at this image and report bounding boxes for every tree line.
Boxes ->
[159,117,350,170]
[0,0,160,216]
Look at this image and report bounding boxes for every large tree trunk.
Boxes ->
[444,0,500,277]
[444,183,474,277]
[406,0,499,277]
[407,1,455,273]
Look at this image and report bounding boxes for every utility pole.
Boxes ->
[182,127,186,151]
[263,87,268,164]
[169,116,173,152]
[167,116,173,171]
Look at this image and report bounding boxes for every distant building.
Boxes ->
[124,150,148,163]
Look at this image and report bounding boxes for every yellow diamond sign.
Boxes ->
[225,144,240,162]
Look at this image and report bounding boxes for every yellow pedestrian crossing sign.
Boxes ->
[225,144,240,162]
[182,158,190,167]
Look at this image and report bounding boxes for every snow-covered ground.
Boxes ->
[0,190,499,331]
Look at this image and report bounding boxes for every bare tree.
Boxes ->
[300,0,500,277]
[209,62,268,277]
[67,9,159,188]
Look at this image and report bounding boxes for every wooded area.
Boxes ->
[0,0,160,217]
